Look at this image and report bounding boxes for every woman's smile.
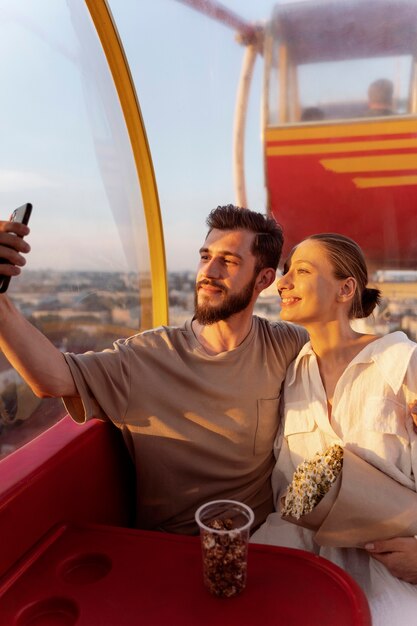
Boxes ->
[280,296,301,307]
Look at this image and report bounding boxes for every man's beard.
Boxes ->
[194,274,257,325]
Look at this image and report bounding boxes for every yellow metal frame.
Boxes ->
[85,0,169,328]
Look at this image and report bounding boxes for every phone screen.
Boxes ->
[9,203,32,225]
[0,203,32,293]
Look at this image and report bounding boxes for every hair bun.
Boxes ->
[359,287,382,318]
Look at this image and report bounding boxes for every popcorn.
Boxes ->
[200,518,248,597]
[281,444,343,519]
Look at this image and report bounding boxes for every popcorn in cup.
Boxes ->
[195,499,254,598]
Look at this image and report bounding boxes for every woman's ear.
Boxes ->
[337,277,356,302]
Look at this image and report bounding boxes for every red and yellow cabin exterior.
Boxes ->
[266,116,417,267]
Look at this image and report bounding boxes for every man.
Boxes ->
[367,78,394,116]
[0,205,306,534]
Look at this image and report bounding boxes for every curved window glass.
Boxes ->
[0,0,154,458]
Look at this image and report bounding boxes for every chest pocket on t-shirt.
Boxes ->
[254,398,280,456]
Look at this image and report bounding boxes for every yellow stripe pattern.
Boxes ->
[267,138,417,156]
[321,154,417,173]
[266,118,417,189]
[266,118,417,142]
[354,175,417,189]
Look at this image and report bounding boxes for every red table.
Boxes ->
[0,522,371,625]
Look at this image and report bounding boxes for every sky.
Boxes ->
[0,0,281,273]
[0,0,406,274]
[108,0,279,271]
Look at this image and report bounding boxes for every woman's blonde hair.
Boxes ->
[306,233,381,318]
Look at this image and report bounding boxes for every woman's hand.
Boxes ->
[365,537,417,583]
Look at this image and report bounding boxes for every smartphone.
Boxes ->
[0,203,32,293]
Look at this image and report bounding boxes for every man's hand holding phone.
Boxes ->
[0,203,32,293]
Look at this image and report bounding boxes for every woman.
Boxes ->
[251,233,417,624]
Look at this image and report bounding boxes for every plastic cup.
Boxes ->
[195,499,255,598]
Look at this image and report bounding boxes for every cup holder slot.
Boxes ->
[16,597,79,626]
[59,552,112,585]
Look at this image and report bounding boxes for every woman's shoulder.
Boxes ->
[360,332,417,395]
[368,331,416,353]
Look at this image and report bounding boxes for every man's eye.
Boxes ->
[224,259,237,265]
[297,268,309,274]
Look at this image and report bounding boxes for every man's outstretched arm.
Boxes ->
[0,295,77,397]
[0,220,77,398]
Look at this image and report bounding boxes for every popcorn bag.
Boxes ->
[280,445,417,548]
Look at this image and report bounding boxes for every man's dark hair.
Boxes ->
[206,204,283,272]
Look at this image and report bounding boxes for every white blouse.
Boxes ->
[252,331,417,625]
[273,331,417,499]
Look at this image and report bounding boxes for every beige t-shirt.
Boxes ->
[63,316,307,534]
